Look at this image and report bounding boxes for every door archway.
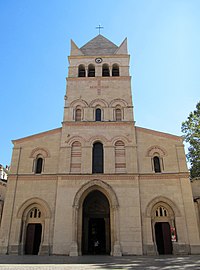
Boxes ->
[82,190,110,254]
[17,198,51,255]
[25,207,43,255]
[70,179,122,256]
[152,204,174,255]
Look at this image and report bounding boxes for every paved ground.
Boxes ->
[0,255,199,270]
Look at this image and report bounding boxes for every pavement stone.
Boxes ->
[0,255,199,270]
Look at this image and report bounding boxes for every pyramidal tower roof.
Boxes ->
[80,34,118,56]
[70,35,128,56]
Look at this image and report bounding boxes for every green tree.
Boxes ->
[181,101,200,178]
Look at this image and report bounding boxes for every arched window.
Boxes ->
[78,65,86,77]
[29,207,41,219]
[102,64,110,77]
[35,157,43,174]
[92,142,104,173]
[115,108,122,121]
[95,108,101,121]
[115,140,126,173]
[112,64,119,76]
[88,64,95,77]
[70,141,81,173]
[153,156,161,173]
[75,108,81,121]
[155,206,168,217]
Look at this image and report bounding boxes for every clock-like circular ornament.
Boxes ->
[95,57,102,64]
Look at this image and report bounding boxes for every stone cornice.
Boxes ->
[62,121,135,127]
[136,126,182,141]
[138,172,189,180]
[8,174,58,181]
[66,76,131,81]
[68,54,130,60]
[8,172,189,181]
[12,128,62,144]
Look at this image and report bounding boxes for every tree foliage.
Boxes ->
[181,101,200,178]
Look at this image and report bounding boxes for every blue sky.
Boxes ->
[1,0,200,166]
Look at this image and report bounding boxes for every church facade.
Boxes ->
[0,35,200,256]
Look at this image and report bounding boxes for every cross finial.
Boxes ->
[96,24,104,35]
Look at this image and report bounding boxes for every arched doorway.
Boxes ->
[82,190,110,254]
[25,207,43,255]
[155,222,172,254]
[17,198,51,255]
[25,223,42,254]
[152,204,174,255]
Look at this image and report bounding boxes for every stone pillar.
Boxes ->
[40,219,50,255]
[126,146,137,173]
[69,206,78,256]
[58,147,70,173]
[143,217,156,255]
[113,206,122,256]
[82,146,92,174]
[104,146,115,174]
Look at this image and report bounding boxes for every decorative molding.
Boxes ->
[62,121,134,127]
[72,179,119,209]
[145,196,181,217]
[89,135,109,145]
[139,173,189,180]
[17,197,51,219]
[111,136,132,145]
[8,174,58,181]
[109,98,128,108]
[60,174,137,181]
[29,147,50,158]
[66,136,86,146]
[146,145,167,157]
[66,76,131,81]
[89,98,109,108]
[70,98,88,108]
[8,172,189,181]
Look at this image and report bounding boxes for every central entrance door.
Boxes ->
[82,190,110,255]
[155,222,172,254]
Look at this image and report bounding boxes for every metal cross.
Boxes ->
[96,24,104,34]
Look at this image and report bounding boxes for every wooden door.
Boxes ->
[155,222,172,254]
[25,223,42,255]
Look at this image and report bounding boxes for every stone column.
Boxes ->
[40,219,50,255]
[113,206,122,256]
[69,205,79,256]
[144,217,156,255]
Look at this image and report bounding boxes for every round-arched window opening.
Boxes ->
[92,142,104,173]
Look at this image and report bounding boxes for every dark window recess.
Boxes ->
[95,108,101,121]
[75,109,81,121]
[115,108,122,121]
[153,156,161,173]
[88,65,95,77]
[35,158,43,174]
[92,142,104,173]
[78,65,86,77]
[112,65,119,76]
[102,65,110,76]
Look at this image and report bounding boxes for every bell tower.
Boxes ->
[59,34,137,175]
[64,34,134,123]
